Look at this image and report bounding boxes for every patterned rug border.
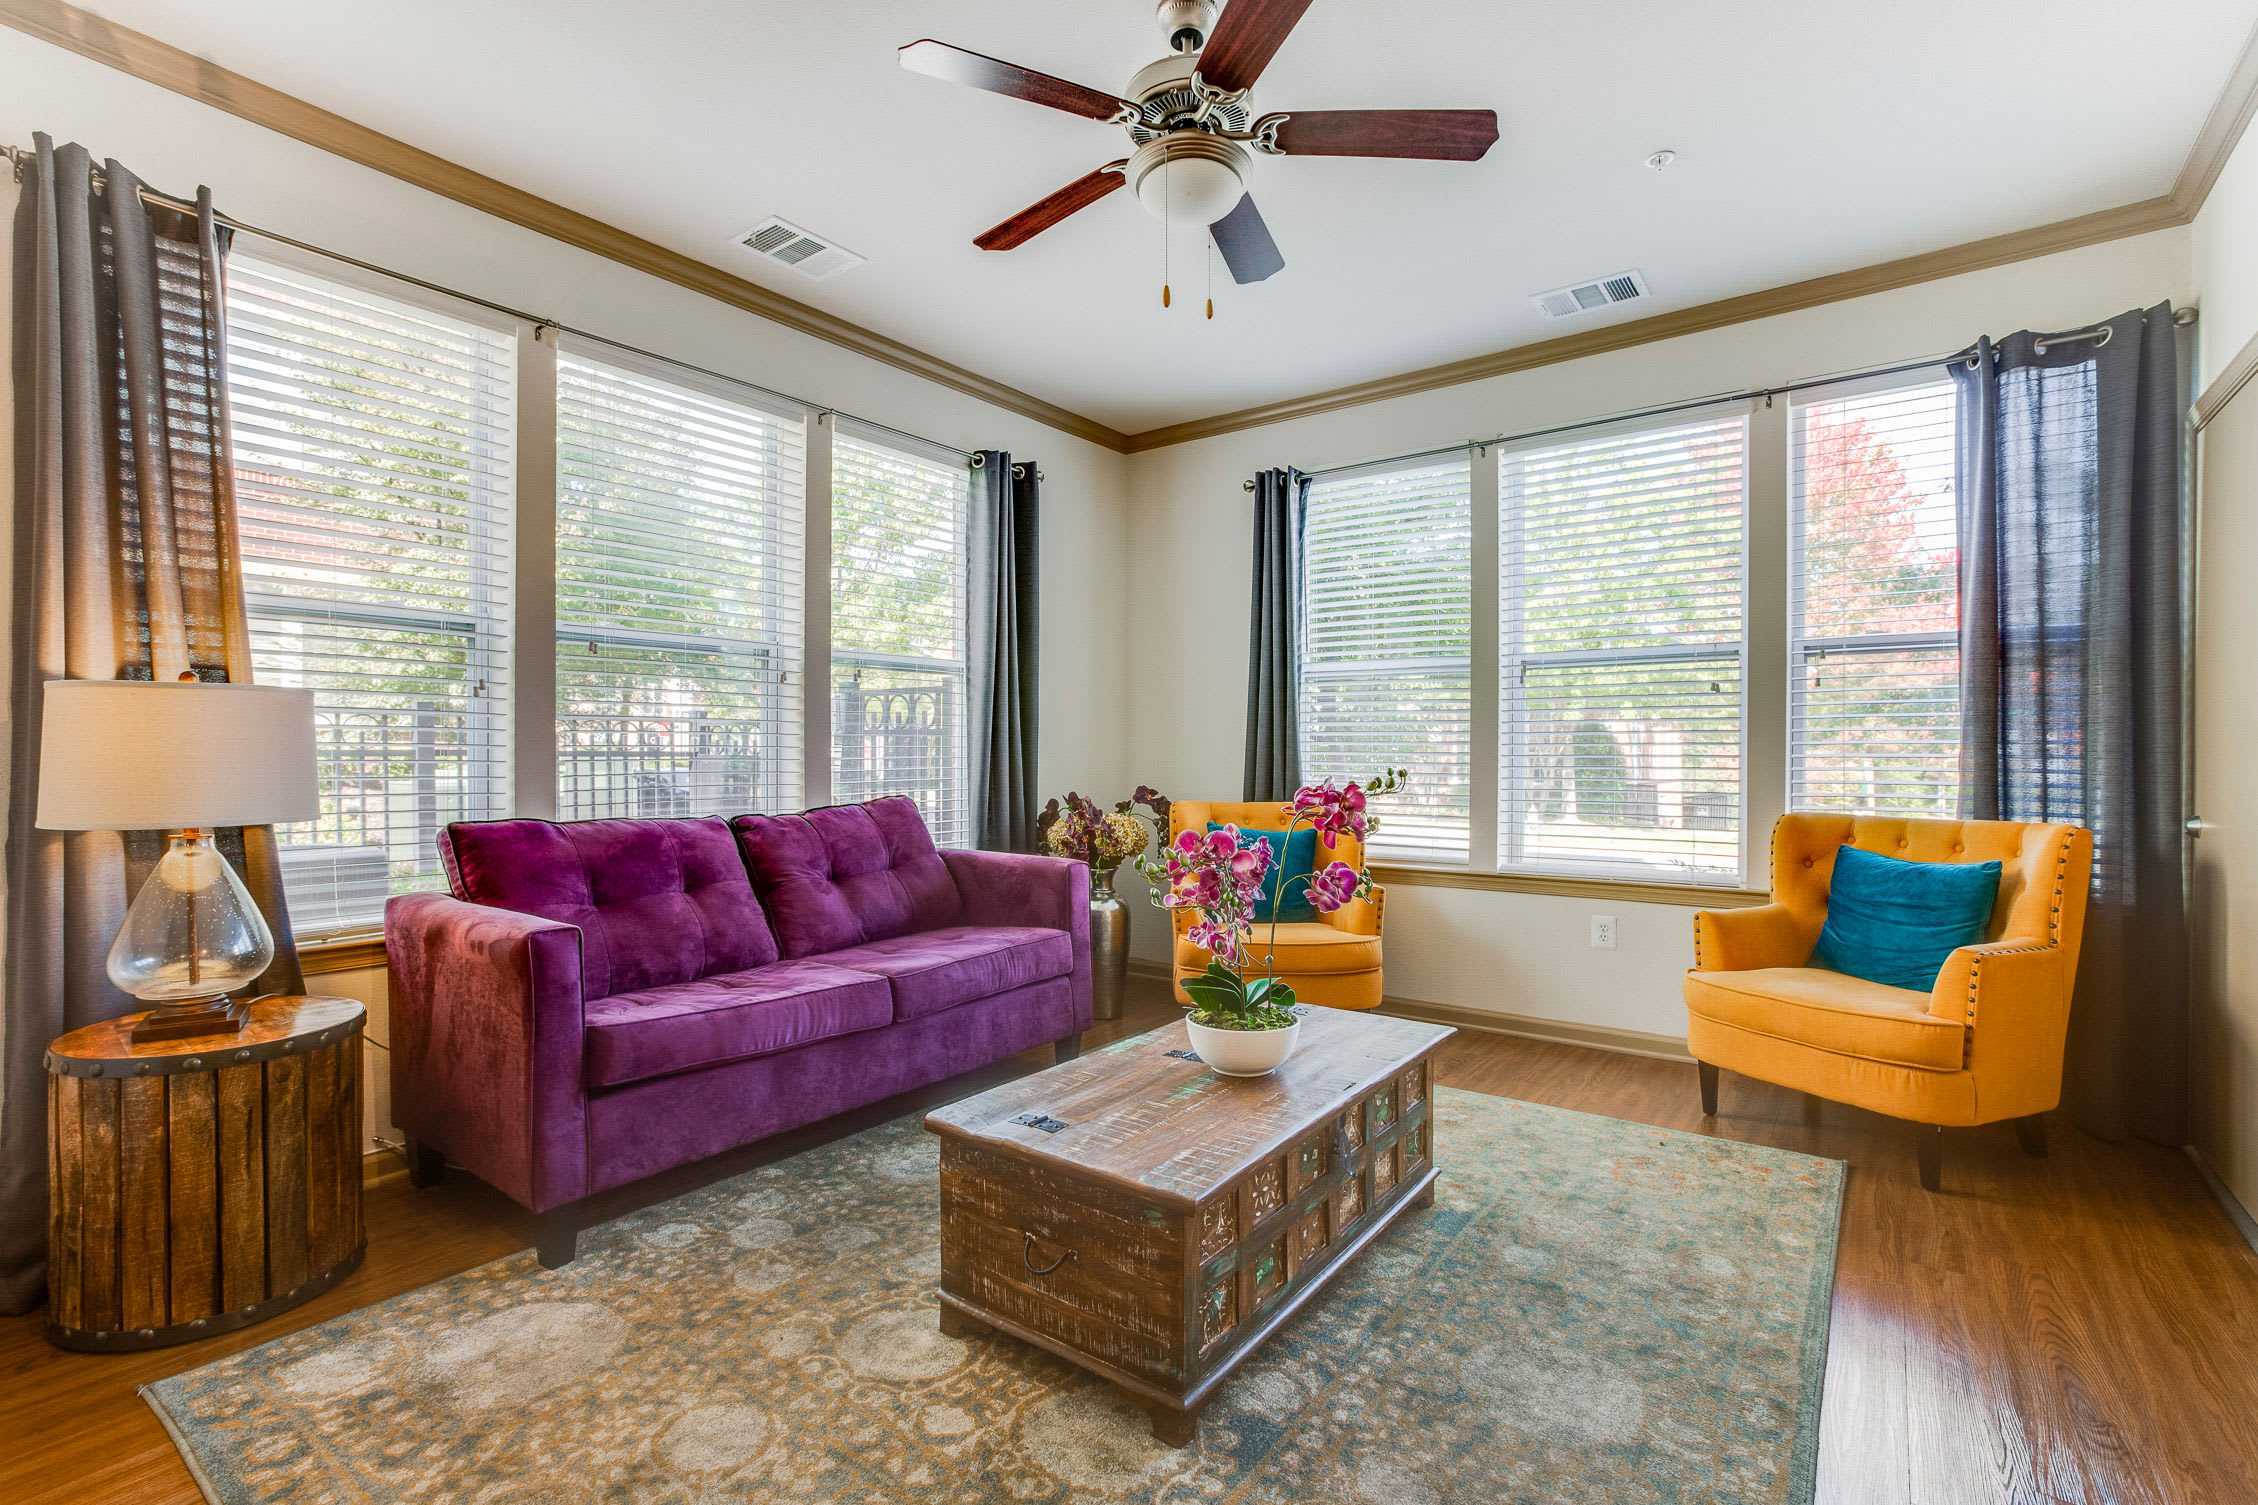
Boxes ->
[140,1087,1849,1505]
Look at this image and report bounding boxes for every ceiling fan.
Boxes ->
[900,0,1499,288]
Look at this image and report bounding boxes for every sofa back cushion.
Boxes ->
[731,797,962,958]
[440,816,779,1000]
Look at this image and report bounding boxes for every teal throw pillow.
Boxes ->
[1809,843,2001,992]
[1212,822,1318,923]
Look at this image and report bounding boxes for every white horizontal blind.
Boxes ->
[1301,459,1472,862]
[830,426,970,846]
[1790,379,1960,815]
[554,349,805,822]
[227,255,515,936]
[1500,413,1746,881]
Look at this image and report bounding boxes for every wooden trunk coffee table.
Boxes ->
[925,1008,1453,1445]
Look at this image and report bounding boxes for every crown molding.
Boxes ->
[2173,15,2258,217]
[0,0,1132,453]
[1120,195,2188,451]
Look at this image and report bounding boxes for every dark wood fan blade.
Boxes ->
[975,165,1128,250]
[1271,109,1500,160]
[1196,0,1317,93]
[1210,194,1284,283]
[900,40,1130,121]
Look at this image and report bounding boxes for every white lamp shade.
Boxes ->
[36,680,319,831]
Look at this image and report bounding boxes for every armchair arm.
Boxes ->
[1691,903,1818,972]
[1928,940,2067,1029]
[942,850,1091,1029]
[1928,941,2071,1109]
[385,893,587,1213]
[1320,883,1384,938]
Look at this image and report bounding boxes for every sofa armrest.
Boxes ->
[1691,903,1815,972]
[385,893,588,1214]
[942,850,1092,1029]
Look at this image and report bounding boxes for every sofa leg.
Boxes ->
[405,1137,445,1189]
[535,1205,580,1270]
[1055,1032,1083,1064]
[1697,1062,1719,1117]
[1917,1126,1943,1193]
[2014,1115,2048,1159]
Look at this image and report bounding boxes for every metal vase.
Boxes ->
[1090,864,1129,1021]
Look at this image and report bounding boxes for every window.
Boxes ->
[1500,413,1747,882]
[829,426,971,846]
[554,348,806,821]
[1789,380,1960,815]
[1301,460,1473,863]
[227,255,515,935]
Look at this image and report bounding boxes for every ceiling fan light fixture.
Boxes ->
[1130,133,1249,226]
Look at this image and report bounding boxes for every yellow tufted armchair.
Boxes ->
[1166,799,1386,1011]
[1686,813,2092,1190]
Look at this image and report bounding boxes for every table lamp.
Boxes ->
[36,677,318,1043]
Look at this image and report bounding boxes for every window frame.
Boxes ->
[549,335,811,825]
[1785,370,1963,820]
[827,419,974,847]
[1492,404,1754,887]
[225,253,987,949]
[1297,455,1476,865]
[226,243,520,940]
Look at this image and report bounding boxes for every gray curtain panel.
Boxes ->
[1243,467,1307,801]
[2,136,304,1315]
[1952,303,2187,1145]
[969,451,1039,851]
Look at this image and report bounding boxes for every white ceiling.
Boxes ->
[78,0,2258,434]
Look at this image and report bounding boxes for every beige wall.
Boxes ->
[2191,125,2258,1215]
[1123,229,2195,1041]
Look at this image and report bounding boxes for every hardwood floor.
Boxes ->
[6,976,2257,1504]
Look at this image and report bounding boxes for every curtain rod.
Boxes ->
[1248,309,2201,489]
[2,144,980,466]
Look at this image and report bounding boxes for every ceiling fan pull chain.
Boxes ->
[1161,150,1172,309]
[1206,233,1215,320]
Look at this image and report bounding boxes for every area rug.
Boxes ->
[145,1087,1843,1505]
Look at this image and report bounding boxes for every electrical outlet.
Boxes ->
[1590,914,1617,950]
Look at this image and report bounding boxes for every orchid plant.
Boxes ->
[1133,768,1409,1032]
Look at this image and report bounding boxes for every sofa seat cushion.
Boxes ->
[1684,966,1963,1071]
[583,959,893,1087]
[1174,921,1380,977]
[814,925,1074,1022]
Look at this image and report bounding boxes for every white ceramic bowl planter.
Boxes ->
[1186,1016,1301,1077]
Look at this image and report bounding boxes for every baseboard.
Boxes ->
[363,1144,409,1191]
[1377,995,1694,1063]
[2185,1144,2258,1256]
[1126,957,1693,1064]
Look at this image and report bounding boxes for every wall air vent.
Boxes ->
[1531,268,1650,321]
[733,216,865,281]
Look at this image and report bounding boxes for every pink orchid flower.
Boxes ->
[1306,860,1362,913]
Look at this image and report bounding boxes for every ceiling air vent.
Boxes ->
[733,216,864,281]
[1531,268,1649,321]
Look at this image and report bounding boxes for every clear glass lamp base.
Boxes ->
[108,831,275,1044]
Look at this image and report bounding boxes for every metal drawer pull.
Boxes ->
[1023,1231,1077,1276]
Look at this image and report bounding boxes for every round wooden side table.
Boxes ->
[44,994,367,1352]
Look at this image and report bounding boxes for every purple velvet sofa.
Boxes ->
[384,796,1090,1266]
